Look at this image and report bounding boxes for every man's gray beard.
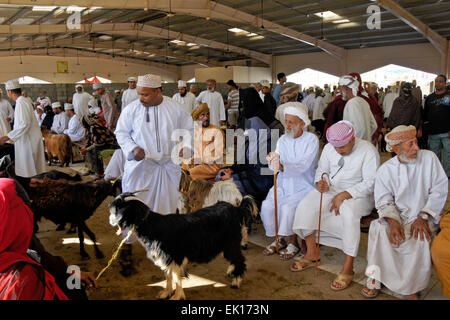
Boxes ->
[285,124,300,139]
[398,150,417,164]
[207,88,214,92]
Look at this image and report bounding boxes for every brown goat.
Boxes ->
[41,127,73,167]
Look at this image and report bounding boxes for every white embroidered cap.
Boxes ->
[52,101,62,109]
[5,79,21,90]
[178,80,187,88]
[127,77,137,82]
[137,74,161,88]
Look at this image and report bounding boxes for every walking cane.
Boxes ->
[273,169,279,253]
[315,172,329,276]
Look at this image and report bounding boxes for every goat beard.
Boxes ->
[116,225,122,236]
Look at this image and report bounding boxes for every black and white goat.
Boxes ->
[109,192,258,300]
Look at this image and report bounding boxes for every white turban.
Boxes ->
[260,80,270,88]
[93,83,103,90]
[178,80,187,88]
[36,105,44,111]
[5,79,20,90]
[64,103,74,110]
[52,102,61,109]
[283,105,310,127]
[75,84,83,89]
[137,74,161,88]
[114,90,120,93]
[338,75,359,96]
[127,77,137,82]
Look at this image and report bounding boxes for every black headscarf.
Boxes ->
[239,87,275,127]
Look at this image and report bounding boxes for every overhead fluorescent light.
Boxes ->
[170,39,186,46]
[32,6,57,11]
[86,7,102,14]
[66,6,86,12]
[98,35,112,40]
[228,28,245,33]
[336,22,360,29]
[189,46,200,50]
[53,8,66,16]
[148,53,156,57]
[246,33,258,37]
[314,11,341,21]
[332,19,350,23]
[187,42,197,46]
[228,28,250,36]
[249,35,265,40]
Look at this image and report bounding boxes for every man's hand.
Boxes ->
[218,168,233,181]
[330,191,352,215]
[0,136,10,145]
[80,148,88,156]
[133,147,145,161]
[411,214,432,242]
[79,272,97,291]
[317,178,329,193]
[267,152,282,171]
[385,217,405,246]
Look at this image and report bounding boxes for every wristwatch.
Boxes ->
[419,213,429,221]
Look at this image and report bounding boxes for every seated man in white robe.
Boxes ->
[292,120,380,291]
[261,105,319,260]
[63,103,85,142]
[50,102,69,134]
[362,125,448,299]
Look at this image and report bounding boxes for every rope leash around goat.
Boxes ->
[95,188,149,281]
[95,226,135,281]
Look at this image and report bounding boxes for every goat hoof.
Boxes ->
[241,245,248,250]
[157,290,173,300]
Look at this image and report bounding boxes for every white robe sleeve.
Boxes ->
[7,101,30,141]
[374,167,402,224]
[178,108,194,150]
[195,91,204,105]
[345,147,380,198]
[115,107,140,160]
[218,95,226,121]
[315,144,332,183]
[420,153,449,224]
[281,136,319,177]
[343,102,364,139]
[6,100,14,121]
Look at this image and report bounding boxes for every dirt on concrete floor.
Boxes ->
[36,193,396,300]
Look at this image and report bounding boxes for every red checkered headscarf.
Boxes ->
[385,125,416,152]
[326,120,355,147]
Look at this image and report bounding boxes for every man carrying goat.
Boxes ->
[114,74,194,276]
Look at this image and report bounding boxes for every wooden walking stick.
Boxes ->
[274,169,279,252]
[315,172,329,276]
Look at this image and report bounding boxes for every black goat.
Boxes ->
[21,177,121,259]
[1,156,121,259]
[109,192,258,300]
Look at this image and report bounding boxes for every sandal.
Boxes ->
[331,273,354,291]
[279,243,300,260]
[262,238,287,256]
[290,257,320,272]
[361,286,380,299]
